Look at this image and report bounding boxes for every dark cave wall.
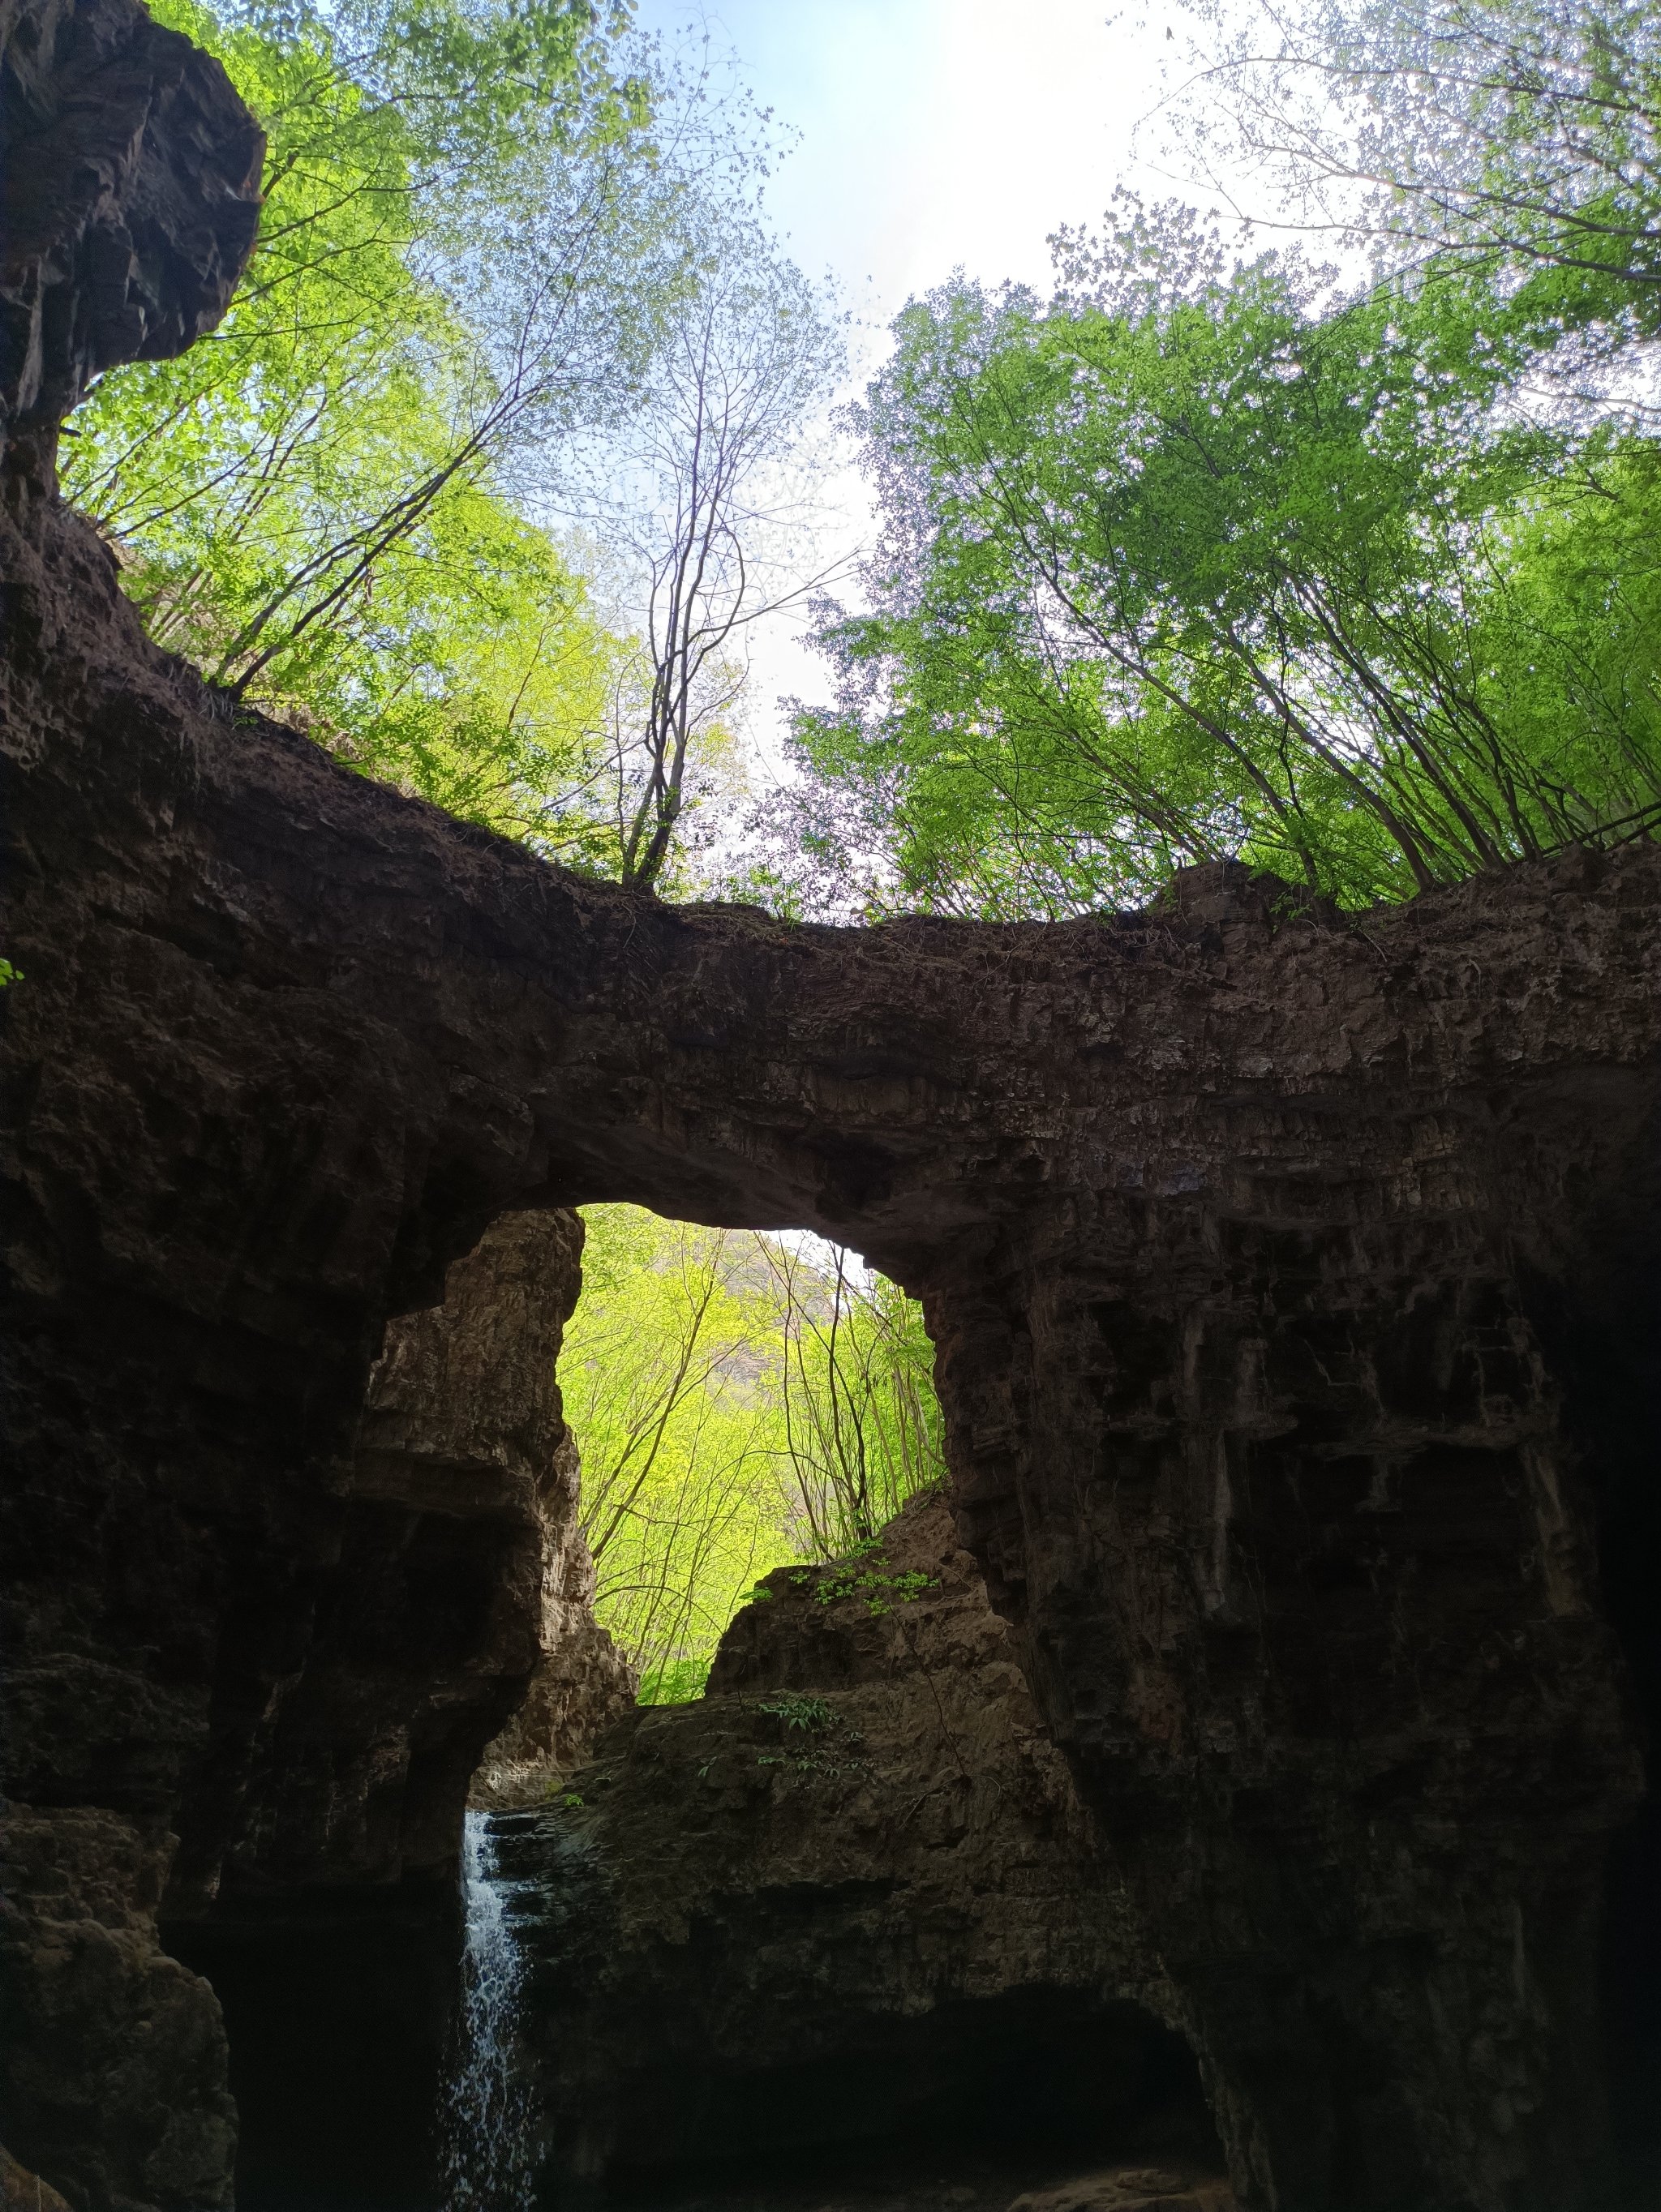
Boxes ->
[916,1015,1655,2210]
[156,1207,627,2212]
[5,6,1661,2208]
[6,525,1658,2210]
[1,0,262,478]
[504,1490,1221,2200]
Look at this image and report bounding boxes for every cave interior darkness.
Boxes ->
[170,1906,1224,2212]
[159,1207,1230,2212]
[155,1175,1661,2212]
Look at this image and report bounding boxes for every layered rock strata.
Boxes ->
[501,1490,1228,2203]
[470,1598,637,1812]
[4,2,1661,2205]
[1,1185,625,2206]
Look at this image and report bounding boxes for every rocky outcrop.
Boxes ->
[470,1603,635,1811]
[0,0,261,483]
[1,1190,620,2207]
[366,1209,635,1820]
[4,4,1661,2206]
[182,1203,621,1901]
[0,1812,234,2211]
[501,1490,1230,2204]
[9,611,1656,2212]
[6,471,1661,2204]
[154,1207,631,2210]
[2,2146,75,2212]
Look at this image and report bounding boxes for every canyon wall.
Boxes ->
[4,5,1661,2208]
[503,1489,1226,2206]
[154,1207,629,2210]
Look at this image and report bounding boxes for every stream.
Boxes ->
[440,1813,541,2211]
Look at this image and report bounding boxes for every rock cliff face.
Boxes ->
[4,5,1661,2209]
[502,1490,1229,2206]
[470,1600,636,1812]
[156,1207,632,2209]
[0,0,261,483]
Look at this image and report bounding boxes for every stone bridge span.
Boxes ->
[3,6,1661,2207]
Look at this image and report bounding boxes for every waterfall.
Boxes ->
[440,1811,539,2210]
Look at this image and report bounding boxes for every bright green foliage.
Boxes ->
[788,220,1661,916]
[65,0,830,881]
[753,1695,867,1781]
[765,1241,944,1557]
[565,1207,945,1702]
[60,0,672,853]
[787,1543,937,1616]
[757,1695,835,1730]
[565,1210,797,1702]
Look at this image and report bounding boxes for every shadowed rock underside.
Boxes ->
[3,4,1661,2209]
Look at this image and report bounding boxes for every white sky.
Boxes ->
[629,0,1190,757]
[639,0,1178,313]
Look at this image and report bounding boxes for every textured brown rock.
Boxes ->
[0,1812,234,2210]
[358,1205,634,1820]
[171,1204,617,1902]
[469,1599,636,1811]
[1009,2174,1236,2212]
[4,6,1661,2206]
[0,0,261,482]
[0,1193,619,2207]
[503,1490,1225,2198]
[372,1207,636,1815]
[152,1207,630,2209]
[2,2145,75,2212]
[5,469,1660,2201]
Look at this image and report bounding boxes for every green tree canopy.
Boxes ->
[568,1208,943,1702]
[780,197,1661,917]
[1177,0,1661,343]
[64,0,830,885]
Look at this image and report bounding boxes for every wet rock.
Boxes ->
[1008,2173,1235,2212]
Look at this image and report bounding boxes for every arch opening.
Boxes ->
[160,1202,1001,2212]
[553,1202,948,1708]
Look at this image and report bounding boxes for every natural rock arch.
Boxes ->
[4,6,1661,2207]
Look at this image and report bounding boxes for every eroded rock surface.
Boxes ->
[0,1811,234,2210]
[186,1203,633,1898]
[501,1490,1227,2201]
[470,1601,636,1812]
[0,1191,622,2206]
[2,2145,75,2212]
[1,0,261,482]
[4,3,1661,2206]
[153,1207,632,2208]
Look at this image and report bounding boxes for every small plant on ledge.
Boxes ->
[753,1694,867,1781]
[787,1541,937,1616]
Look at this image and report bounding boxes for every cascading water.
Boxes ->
[440,1811,540,2210]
